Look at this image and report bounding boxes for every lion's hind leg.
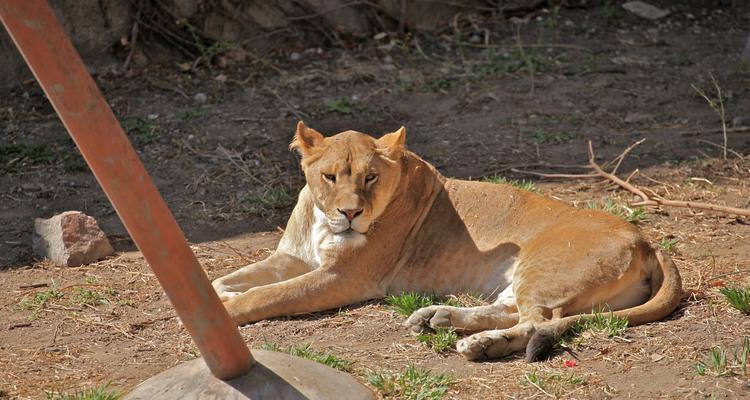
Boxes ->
[456,305,549,360]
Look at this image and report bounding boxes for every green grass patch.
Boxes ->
[244,187,296,216]
[586,199,647,224]
[719,286,750,314]
[529,130,572,145]
[260,342,353,371]
[316,97,365,116]
[481,175,539,193]
[571,309,628,338]
[385,293,461,316]
[1,143,56,171]
[122,117,159,145]
[366,364,455,400]
[417,328,458,353]
[46,385,120,400]
[659,237,679,252]
[695,337,749,377]
[17,288,63,316]
[71,287,114,307]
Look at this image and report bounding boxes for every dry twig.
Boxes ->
[586,141,750,218]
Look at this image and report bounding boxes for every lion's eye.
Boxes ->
[323,174,336,183]
[365,174,378,183]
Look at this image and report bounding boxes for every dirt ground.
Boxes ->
[2,2,750,399]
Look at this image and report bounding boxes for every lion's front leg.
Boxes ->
[212,251,314,301]
[223,267,383,325]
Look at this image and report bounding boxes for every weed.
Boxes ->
[529,130,572,145]
[691,73,729,160]
[1,143,55,171]
[122,117,159,145]
[244,187,296,216]
[62,153,87,173]
[318,98,361,115]
[176,109,206,120]
[659,237,679,252]
[260,341,353,371]
[696,338,750,377]
[71,287,110,307]
[586,199,647,224]
[427,78,453,92]
[719,286,750,314]
[571,308,628,338]
[366,364,455,400]
[481,175,539,193]
[417,328,458,353]
[17,288,63,316]
[46,385,120,400]
[386,293,441,316]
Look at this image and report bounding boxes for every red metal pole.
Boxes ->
[0,0,253,379]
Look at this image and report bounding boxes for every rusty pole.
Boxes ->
[0,0,253,379]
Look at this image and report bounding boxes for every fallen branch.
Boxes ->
[586,141,750,218]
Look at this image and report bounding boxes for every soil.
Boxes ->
[2,2,750,399]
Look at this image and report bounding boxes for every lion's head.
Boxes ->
[290,121,406,235]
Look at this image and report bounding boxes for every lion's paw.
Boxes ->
[403,306,454,334]
[457,332,509,361]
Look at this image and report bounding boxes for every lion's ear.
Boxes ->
[290,121,325,156]
[376,126,406,159]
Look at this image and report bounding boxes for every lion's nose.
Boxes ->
[338,208,363,221]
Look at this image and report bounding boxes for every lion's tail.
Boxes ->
[525,249,683,362]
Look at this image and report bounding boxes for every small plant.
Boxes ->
[260,341,353,371]
[122,117,159,145]
[244,187,296,216]
[691,73,729,160]
[481,175,539,193]
[385,293,441,316]
[416,328,458,353]
[176,108,206,120]
[659,237,679,252]
[571,308,628,338]
[321,98,355,115]
[530,130,572,145]
[17,288,63,317]
[696,338,750,377]
[719,286,750,314]
[587,199,647,224]
[366,364,455,400]
[46,385,120,400]
[1,143,55,171]
[71,287,110,306]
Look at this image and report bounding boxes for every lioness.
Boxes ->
[213,122,682,361]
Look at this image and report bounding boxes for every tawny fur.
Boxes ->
[213,122,683,361]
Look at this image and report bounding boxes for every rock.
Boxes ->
[33,211,114,266]
[624,112,655,124]
[193,93,207,103]
[732,116,750,127]
[622,1,670,20]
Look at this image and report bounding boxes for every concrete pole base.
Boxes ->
[124,349,375,400]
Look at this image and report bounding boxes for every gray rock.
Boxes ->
[624,112,655,124]
[33,211,114,266]
[732,116,750,127]
[622,1,670,20]
[193,93,207,103]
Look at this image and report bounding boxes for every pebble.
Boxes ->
[193,93,207,103]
